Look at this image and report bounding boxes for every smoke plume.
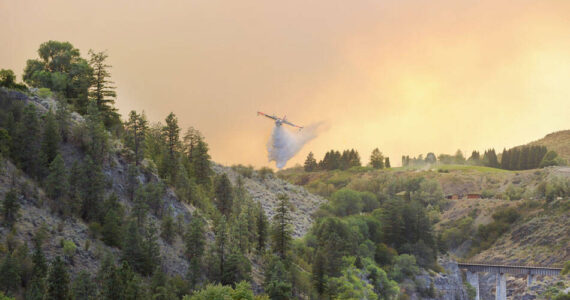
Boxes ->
[267,123,321,169]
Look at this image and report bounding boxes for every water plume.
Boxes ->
[267,123,322,169]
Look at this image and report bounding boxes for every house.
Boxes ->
[467,193,481,199]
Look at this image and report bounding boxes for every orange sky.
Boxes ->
[2,0,569,168]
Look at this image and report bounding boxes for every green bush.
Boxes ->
[63,240,77,258]
[37,87,52,98]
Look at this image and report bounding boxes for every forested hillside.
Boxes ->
[1,40,569,300]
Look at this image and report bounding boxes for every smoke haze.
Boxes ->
[267,123,322,169]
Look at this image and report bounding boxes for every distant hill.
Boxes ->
[524,130,570,162]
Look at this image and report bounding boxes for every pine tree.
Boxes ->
[102,208,123,248]
[0,253,20,296]
[125,111,148,166]
[122,220,144,273]
[161,112,180,183]
[185,215,205,289]
[79,156,105,221]
[88,50,119,128]
[72,271,97,300]
[15,105,43,178]
[214,216,229,283]
[45,154,68,203]
[55,100,71,142]
[256,203,268,253]
[45,256,71,300]
[141,222,161,276]
[271,194,293,259]
[1,190,19,229]
[85,104,110,164]
[304,152,318,172]
[191,138,212,186]
[385,157,391,168]
[370,148,384,169]
[264,258,292,300]
[214,174,233,216]
[41,110,61,167]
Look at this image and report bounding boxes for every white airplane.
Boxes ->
[257,111,303,130]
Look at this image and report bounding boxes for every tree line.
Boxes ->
[304,148,391,172]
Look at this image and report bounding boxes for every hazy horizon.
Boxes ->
[2,0,569,168]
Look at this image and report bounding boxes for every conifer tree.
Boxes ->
[45,154,68,203]
[79,155,105,221]
[122,220,144,273]
[85,104,110,164]
[256,202,268,253]
[15,105,42,178]
[1,190,19,229]
[214,216,229,283]
[41,110,61,167]
[385,157,391,168]
[125,111,148,165]
[72,271,97,300]
[88,50,119,128]
[185,215,205,289]
[55,100,71,142]
[45,256,71,300]
[214,174,233,216]
[191,138,212,186]
[304,152,318,172]
[0,253,20,296]
[161,112,180,183]
[141,222,161,275]
[271,194,293,259]
[370,148,384,169]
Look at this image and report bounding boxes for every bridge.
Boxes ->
[457,262,563,300]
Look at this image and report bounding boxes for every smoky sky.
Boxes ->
[2,0,569,167]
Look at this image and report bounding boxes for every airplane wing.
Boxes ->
[257,111,278,121]
[283,119,303,130]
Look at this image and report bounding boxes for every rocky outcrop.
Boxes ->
[212,164,325,237]
[415,260,469,300]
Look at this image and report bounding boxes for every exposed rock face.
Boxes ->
[415,260,469,300]
[212,164,325,237]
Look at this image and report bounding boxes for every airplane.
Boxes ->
[257,111,303,130]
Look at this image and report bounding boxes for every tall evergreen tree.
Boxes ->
[45,256,71,300]
[370,148,384,169]
[161,112,180,183]
[88,50,119,128]
[79,155,105,221]
[191,138,212,186]
[0,253,20,296]
[185,215,205,289]
[72,271,97,300]
[214,174,233,216]
[141,222,161,275]
[214,216,229,283]
[15,105,42,178]
[41,110,61,167]
[271,194,293,259]
[1,190,19,229]
[256,203,268,253]
[304,152,318,172]
[122,220,144,273]
[125,111,148,166]
[44,154,68,203]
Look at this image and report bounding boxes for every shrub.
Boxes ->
[37,87,52,98]
[63,240,77,258]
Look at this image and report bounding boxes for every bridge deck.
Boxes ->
[458,263,562,276]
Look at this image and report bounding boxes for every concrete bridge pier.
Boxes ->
[527,274,533,287]
[466,271,480,300]
[495,273,506,300]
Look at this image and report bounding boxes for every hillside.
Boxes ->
[525,130,570,163]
